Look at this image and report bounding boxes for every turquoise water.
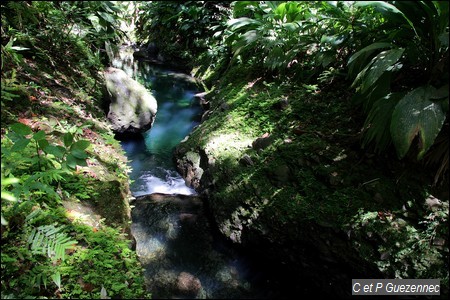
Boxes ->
[119,61,202,196]
[115,50,315,299]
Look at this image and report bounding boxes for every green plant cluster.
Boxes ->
[1,205,149,299]
[176,58,449,293]
[1,123,91,211]
[0,101,146,297]
[1,2,149,298]
[136,1,448,185]
[0,79,148,299]
[349,199,449,292]
[1,1,127,115]
[135,1,232,68]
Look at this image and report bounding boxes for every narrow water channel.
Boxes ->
[112,48,303,299]
[119,64,201,196]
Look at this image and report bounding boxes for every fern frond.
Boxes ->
[27,224,77,261]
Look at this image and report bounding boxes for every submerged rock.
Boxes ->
[104,67,157,135]
[131,193,256,299]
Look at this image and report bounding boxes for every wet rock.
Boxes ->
[175,151,204,190]
[176,272,202,296]
[104,67,157,134]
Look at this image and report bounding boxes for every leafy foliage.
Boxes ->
[349,198,449,284]
[221,1,382,80]
[135,1,232,67]
[347,1,449,183]
[27,223,77,262]
[1,2,147,299]
[142,1,447,184]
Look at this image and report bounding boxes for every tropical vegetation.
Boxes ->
[1,0,448,298]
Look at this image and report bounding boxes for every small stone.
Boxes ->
[252,134,275,150]
[239,154,254,166]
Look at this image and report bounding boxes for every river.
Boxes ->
[112,47,301,299]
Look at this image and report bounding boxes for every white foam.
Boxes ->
[133,172,196,196]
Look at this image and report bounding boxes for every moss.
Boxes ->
[1,27,144,299]
[89,179,132,232]
[175,62,448,289]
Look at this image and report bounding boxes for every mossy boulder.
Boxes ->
[89,179,132,233]
[173,64,449,296]
[104,67,157,135]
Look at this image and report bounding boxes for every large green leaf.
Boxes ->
[362,92,405,152]
[390,86,446,159]
[70,140,90,151]
[43,145,66,159]
[347,42,392,66]
[11,137,31,152]
[348,43,393,80]
[227,17,261,31]
[70,148,88,159]
[87,15,105,33]
[66,154,78,169]
[355,1,418,37]
[98,11,116,24]
[33,130,46,141]
[360,48,404,94]
[11,122,32,136]
[63,132,73,148]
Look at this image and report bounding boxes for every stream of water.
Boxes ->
[118,63,201,196]
[112,48,301,299]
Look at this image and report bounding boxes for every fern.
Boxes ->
[27,223,77,262]
[11,170,68,202]
[23,209,78,291]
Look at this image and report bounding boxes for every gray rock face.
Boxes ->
[104,67,157,134]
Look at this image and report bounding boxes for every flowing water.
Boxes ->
[113,48,301,299]
[118,63,201,196]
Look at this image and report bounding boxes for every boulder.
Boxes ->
[104,67,157,135]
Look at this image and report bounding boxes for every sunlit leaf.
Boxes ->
[98,11,116,24]
[227,17,261,31]
[51,271,62,290]
[10,46,30,51]
[360,48,404,94]
[355,1,418,37]
[390,86,446,159]
[1,177,20,186]
[1,191,17,202]
[347,42,392,66]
